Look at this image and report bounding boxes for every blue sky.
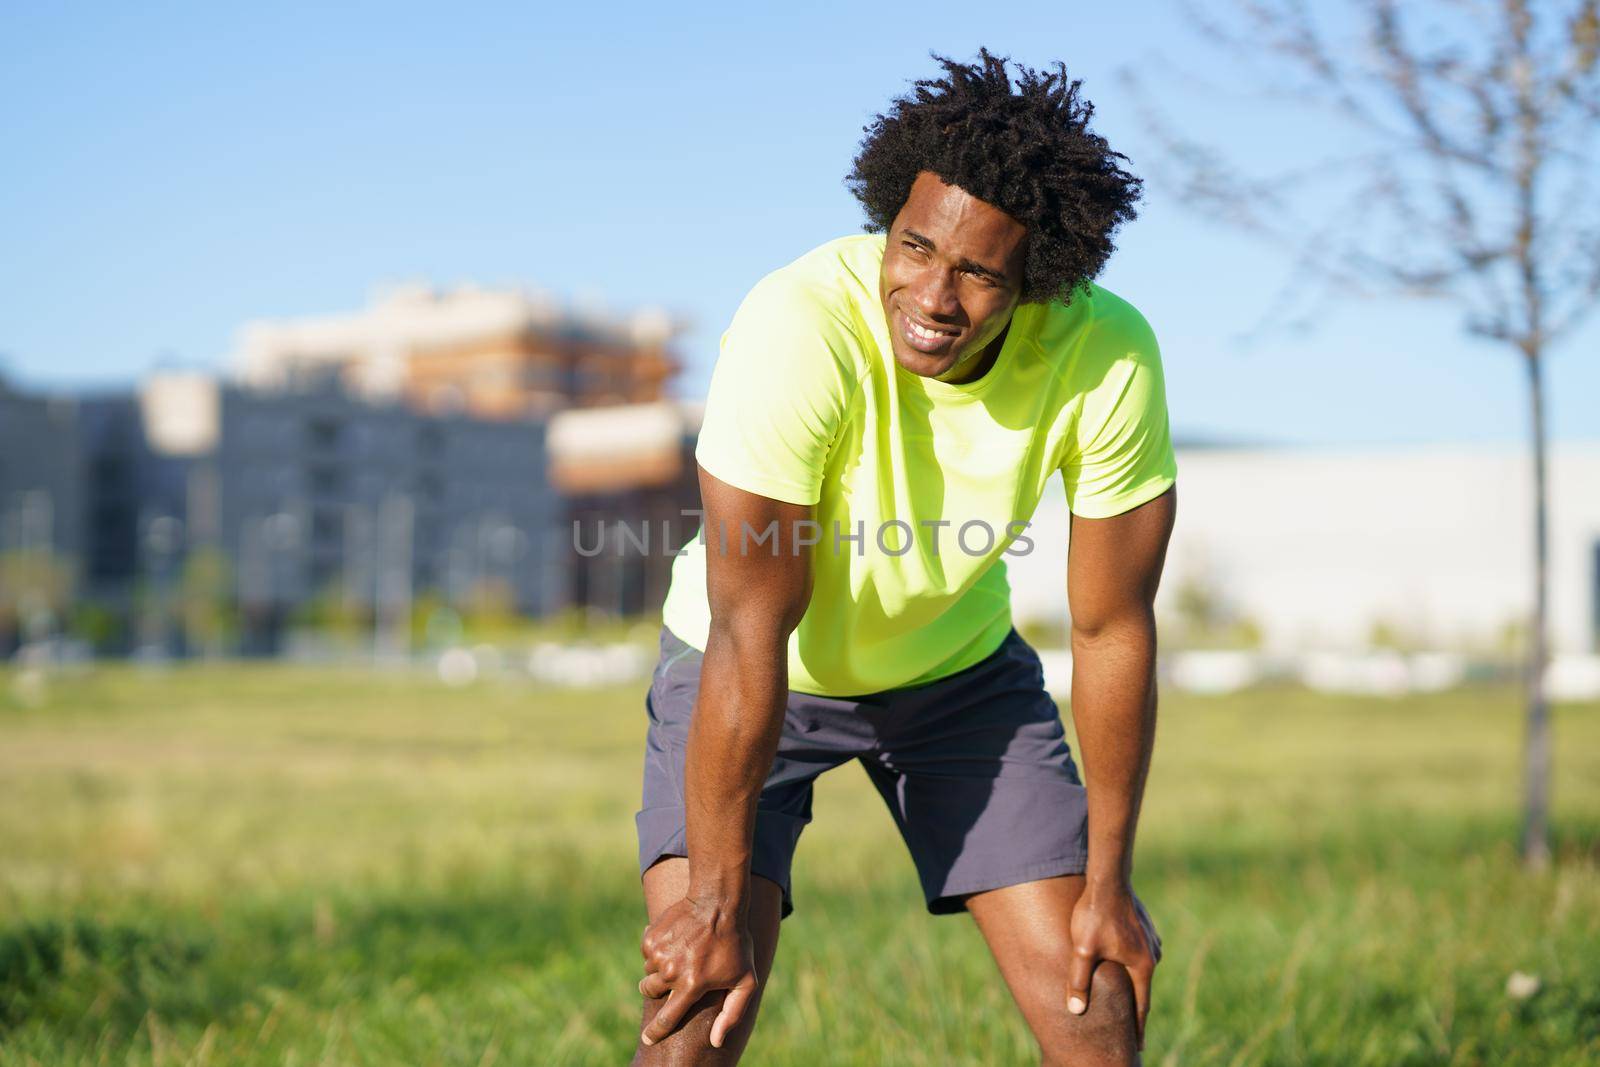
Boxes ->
[2,0,1595,445]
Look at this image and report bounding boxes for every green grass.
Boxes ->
[1,664,1597,1065]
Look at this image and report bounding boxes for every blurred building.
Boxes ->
[132,370,565,651]
[1008,443,1600,655]
[74,392,188,612]
[0,378,82,562]
[7,269,713,656]
[0,378,83,652]
[230,283,682,420]
[547,399,704,615]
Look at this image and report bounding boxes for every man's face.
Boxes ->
[879,171,1028,383]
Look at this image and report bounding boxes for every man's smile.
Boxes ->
[895,304,961,354]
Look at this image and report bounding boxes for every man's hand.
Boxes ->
[639,894,759,1049]
[1066,883,1157,1048]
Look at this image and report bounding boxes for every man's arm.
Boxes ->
[638,466,814,1049]
[1062,485,1176,1047]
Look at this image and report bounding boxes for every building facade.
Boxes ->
[547,399,704,616]
[231,284,681,421]
[0,378,83,651]
[1007,443,1600,655]
[128,371,565,651]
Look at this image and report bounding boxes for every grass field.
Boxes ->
[0,662,1597,1066]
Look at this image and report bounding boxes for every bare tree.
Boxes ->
[1125,0,1600,867]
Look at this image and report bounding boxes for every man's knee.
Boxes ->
[1040,961,1139,1067]
[1085,960,1138,1032]
[630,991,733,1067]
[631,871,784,1066]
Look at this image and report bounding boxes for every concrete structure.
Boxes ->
[1008,443,1600,655]
[230,283,682,420]
[0,378,83,650]
[5,359,699,653]
[548,399,704,615]
[73,392,188,607]
[137,371,565,649]
[0,378,82,562]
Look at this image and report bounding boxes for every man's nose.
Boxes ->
[913,273,960,320]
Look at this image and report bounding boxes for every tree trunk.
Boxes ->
[1521,349,1552,869]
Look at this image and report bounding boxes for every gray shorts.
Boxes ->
[635,624,1160,954]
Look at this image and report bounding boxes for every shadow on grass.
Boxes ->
[0,877,646,1043]
[0,917,212,1031]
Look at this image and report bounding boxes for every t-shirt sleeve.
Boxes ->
[692,276,855,506]
[1059,302,1178,519]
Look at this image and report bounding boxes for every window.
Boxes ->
[306,417,342,450]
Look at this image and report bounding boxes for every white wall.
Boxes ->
[1008,444,1600,654]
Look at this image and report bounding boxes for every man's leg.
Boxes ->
[965,875,1141,1067]
[631,857,785,1066]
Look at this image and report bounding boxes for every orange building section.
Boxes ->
[404,329,681,421]
[550,449,684,496]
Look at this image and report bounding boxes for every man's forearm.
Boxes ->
[1069,614,1158,889]
[682,621,791,915]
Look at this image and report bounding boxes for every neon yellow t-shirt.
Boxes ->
[660,233,1177,696]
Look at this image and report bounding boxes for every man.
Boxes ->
[632,49,1176,1066]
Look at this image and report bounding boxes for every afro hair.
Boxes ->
[846,48,1142,304]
